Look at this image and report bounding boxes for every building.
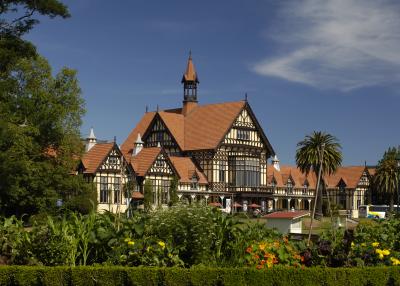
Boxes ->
[78,55,374,216]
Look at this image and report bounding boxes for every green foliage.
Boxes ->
[169,176,179,206]
[373,147,400,211]
[0,56,90,217]
[296,131,342,214]
[0,0,70,73]
[0,266,400,285]
[143,179,153,212]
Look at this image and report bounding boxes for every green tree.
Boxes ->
[296,131,342,214]
[0,56,90,216]
[374,147,400,212]
[143,180,153,212]
[169,176,179,206]
[0,0,70,73]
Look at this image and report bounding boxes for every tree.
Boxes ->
[373,147,400,212]
[296,131,342,214]
[0,56,91,216]
[169,176,179,206]
[143,180,153,213]
[1,0,70,73]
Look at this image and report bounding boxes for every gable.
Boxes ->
[222,108,265,149]
[148,152,174,175]
[98,147,123,171]
[143,114,181,152]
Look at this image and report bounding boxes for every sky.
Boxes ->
[22,0,400,166]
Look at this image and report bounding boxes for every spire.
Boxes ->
[181,52,199,116]
[85,127,97,152]
[132,133,144,156]
[272,155,280,172]
[181,52,199,103]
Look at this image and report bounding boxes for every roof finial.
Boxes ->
[189,49,192,59]
[245,93,248,102]
[156,104,159,112]
[145,105,149,113]
[113,136,116,143]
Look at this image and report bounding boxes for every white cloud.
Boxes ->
[253,0,400,91]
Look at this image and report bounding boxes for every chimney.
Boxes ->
[132,133,144,156]
[85,127,97,152]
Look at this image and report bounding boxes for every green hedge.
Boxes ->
[0,266,399,286]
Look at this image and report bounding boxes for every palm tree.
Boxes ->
[296,131,343,215]
[374,147,400,212]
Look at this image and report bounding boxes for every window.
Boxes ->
[219,162,225,182]
[228,157,260,187]
[114,177,121,204]
[286,180,293,194]
[100,177,108,203]
[190,176,199,190]
[155,159,163,167]
[237,129,250,140]
[161,180,170,204]
[109,157,117,165]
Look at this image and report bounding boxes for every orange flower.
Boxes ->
[256,265,263,270]
[254,255,260,260]
[246,247,253,253]
[283,237,289,244]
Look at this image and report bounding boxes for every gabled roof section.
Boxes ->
[121,111,156,157]
[157,111,185,150]
[324,166,366,188]
[131,147,162,176]
[240,102,275,156]
[169,156,208,184]
[183,101,245,150]
[267,165,316,188]
[122,100,275,153]
[81,143,114,174]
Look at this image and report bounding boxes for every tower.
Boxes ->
[181,52,199,116]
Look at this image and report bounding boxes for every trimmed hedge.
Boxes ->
[0,266,399,286]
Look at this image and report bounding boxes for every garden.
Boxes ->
[1,205,400,285]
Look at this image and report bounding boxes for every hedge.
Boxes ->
[0,266,399,286]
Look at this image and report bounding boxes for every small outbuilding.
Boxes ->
[263,211,310,234]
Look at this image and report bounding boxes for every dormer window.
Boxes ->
[190,175,199,190]
[286,180,293,194]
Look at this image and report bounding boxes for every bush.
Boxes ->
[0,266,400,285]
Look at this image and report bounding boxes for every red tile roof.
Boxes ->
[130,147,162,176]
[169,156,208,184]
[268,165,374,189]
[121,101,255,153]
[81,143,114,174]
[263,211,310,220]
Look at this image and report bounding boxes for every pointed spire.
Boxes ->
[132,133,144,156]
[88,127,96,139]
[85,127,97,152]
[272,155,280,172]
[182,51,199,83]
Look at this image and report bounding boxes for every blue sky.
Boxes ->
[23,0,400,165]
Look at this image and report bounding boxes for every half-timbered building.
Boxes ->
[79,55,375,216]
[119,54,275,209]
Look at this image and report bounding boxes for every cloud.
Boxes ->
[253,0,400,91]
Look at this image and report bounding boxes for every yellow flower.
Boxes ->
[128,240,135,246]
[372,242,380,247]
[361,243,366,247]
[158,241,166,249]
[259,243,266,251]
[375,249,387,260]
[390,257,400,266]
[351,242,355,248]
